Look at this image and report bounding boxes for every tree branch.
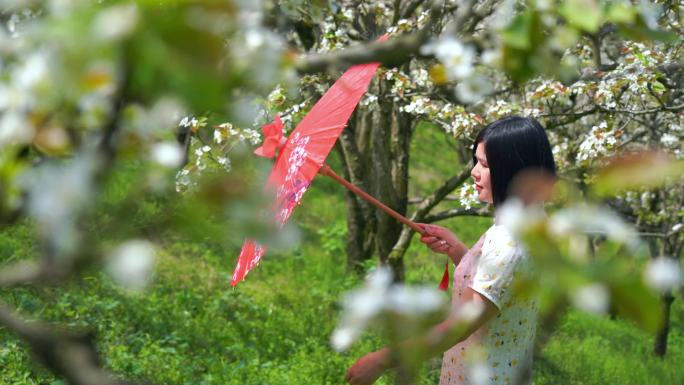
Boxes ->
[408,194,459,204]
[400,0,428,21]
[294,0,444,74]
[388,168,474,262]
[0,301,147,385]
[423,206,490,222]
[0,260,49,287]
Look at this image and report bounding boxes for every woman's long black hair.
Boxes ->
[473,116,556,206]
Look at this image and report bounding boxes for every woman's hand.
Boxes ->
[417,223,466,263]
[345,348,390,385]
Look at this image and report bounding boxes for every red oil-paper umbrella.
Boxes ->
[231,36,451,291]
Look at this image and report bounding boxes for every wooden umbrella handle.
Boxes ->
[318,164,426,236]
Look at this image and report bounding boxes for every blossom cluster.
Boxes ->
[576,121,620,164]
[175,115,264,192]
[331,267,446,352]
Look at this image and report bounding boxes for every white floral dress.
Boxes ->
[440,224,538,385]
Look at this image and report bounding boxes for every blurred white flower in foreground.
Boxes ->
[386,285,445,315]
[571,283,610,315]
[548,205,640,250]
[93,3,139,41]
[107,239,156,291]
[497,198,545,236]
[0,111,34,148]
[21,155,95,260]
[331,267,446,352]
[13,50,50,90]
[422,36,475,81]
[468,360,492,385]
[644,257,681,293]
[456,75,493,104]
[151,142,184,168]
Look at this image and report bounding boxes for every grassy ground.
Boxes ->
[0,123,682,384]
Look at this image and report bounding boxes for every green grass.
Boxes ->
[0,123,681,384]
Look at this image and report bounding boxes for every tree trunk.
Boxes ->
[653,292,674,357]
[372,81,412,280]
[336,78,413,280]
[336,109,376,273]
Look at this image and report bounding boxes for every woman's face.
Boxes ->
[471,142,493,204]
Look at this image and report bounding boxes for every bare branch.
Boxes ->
[400,0,428,20]
[0,260,47,287]
[0,301,148,385]
[408,194,459,204]
[388,168,474,264]
[295,0,444,74]
[423,206,490,222]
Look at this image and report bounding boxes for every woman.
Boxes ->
[345,116,556,385]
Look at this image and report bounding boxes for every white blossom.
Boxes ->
[331,267,446,352]
[644,257,681,293]
[410,68,432,88]
[93,3,139,41]
[660,133,679,148]
[497,198,546,237]
[217,156,231,172]
[400,96,432,115]
[179,116,198,128]
[481,49,502,67]
[459,183,480,210]
[576,122,619,163]
[242,128,261,145]
[455,75,493,104]
[13,50,50,90]
[456,301,485,322]
[107,239,156,291]
[151,142,184,168]
[423,36,475,81]
[468,361,492,385]
[386,286,445,315]
[485,100,517,119]
[571,283,610,315]
[175,168,194,192]
[548,205,641,250]
[21,155,95,259]
[0,111,34,148]
[359,93,378,107]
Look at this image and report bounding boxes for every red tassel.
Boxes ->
[438,258,450,291]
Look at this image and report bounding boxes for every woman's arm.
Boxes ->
[345,289,499,385]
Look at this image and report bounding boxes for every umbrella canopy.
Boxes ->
[231,48,386,287]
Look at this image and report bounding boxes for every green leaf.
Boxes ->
[617,17,681,43]
[609,279,661,334]
[651,80,666,94]
[501,11,546,82]
[560,0,603,33]
[605,2,636,24]
[592,152,684,197]
[502,12,533,50]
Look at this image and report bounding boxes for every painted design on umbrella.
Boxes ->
[230,54,385,287]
